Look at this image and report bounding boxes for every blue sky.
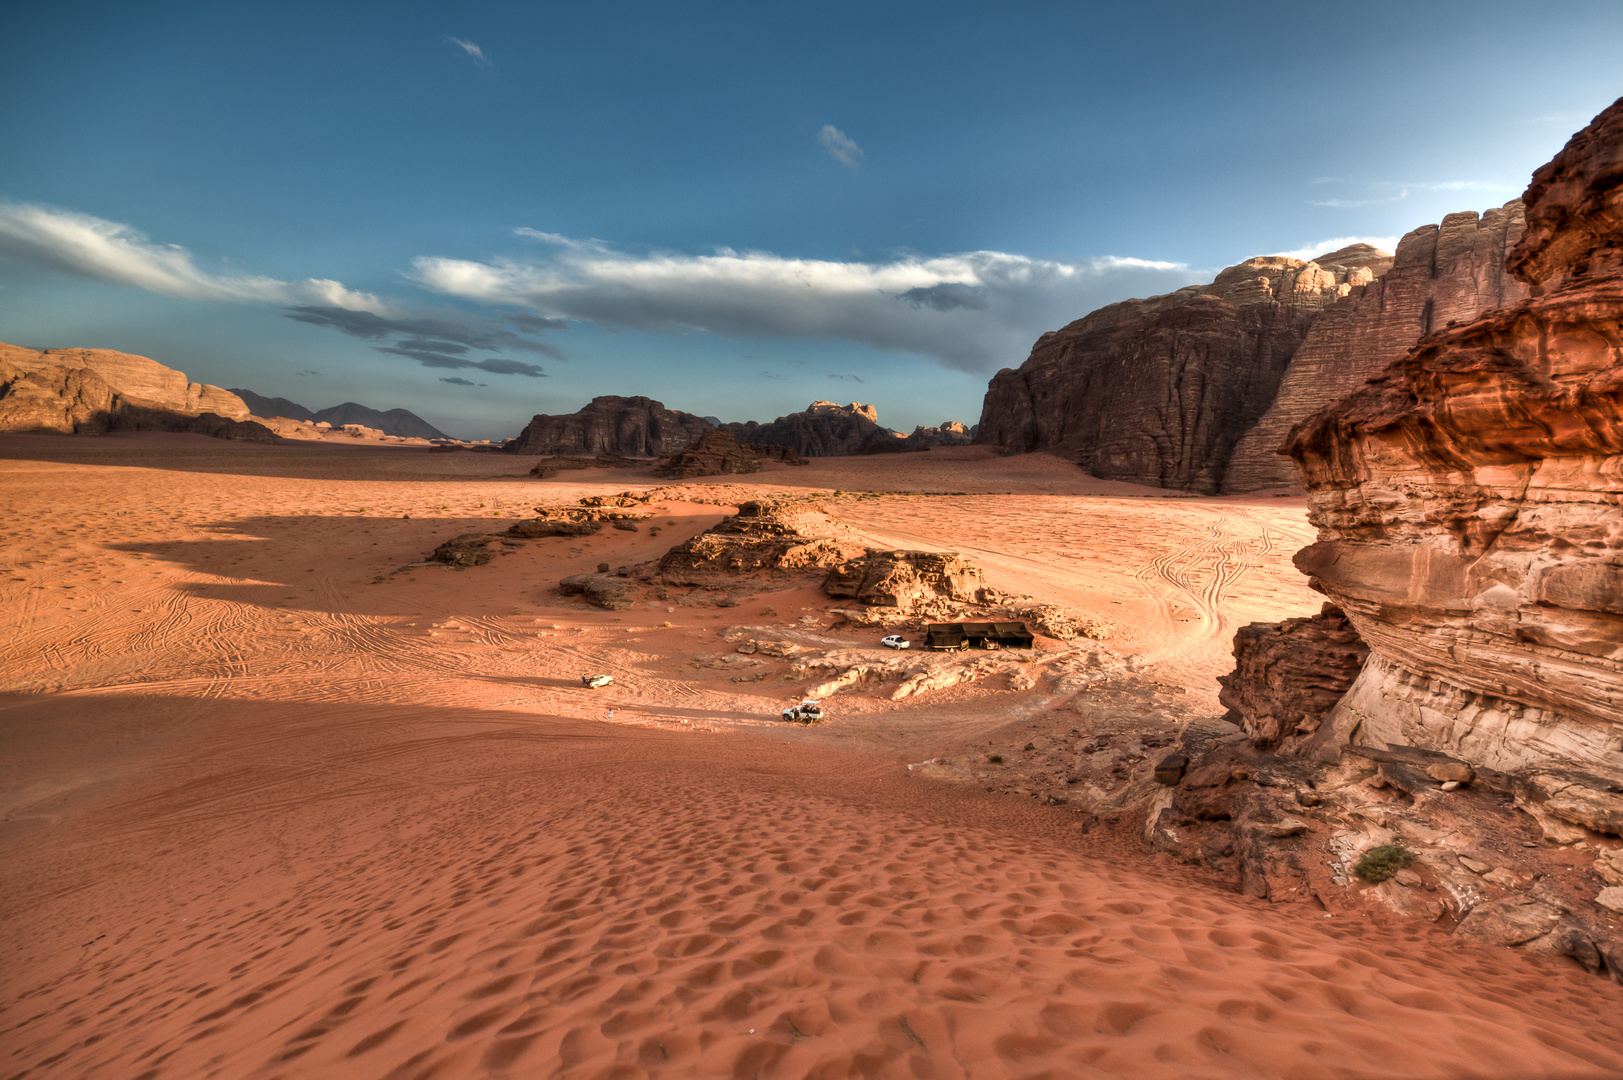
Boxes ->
[2,1,1618,439]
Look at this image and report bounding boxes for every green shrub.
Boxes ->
[987,753,1004,764]
[1353,844,1415,883]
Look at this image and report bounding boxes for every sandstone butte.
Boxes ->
[504,394,712,457]
[976,206,1528,494]
[0,341,268,438]
[723,399,894,457]
[1281,96,1622,782]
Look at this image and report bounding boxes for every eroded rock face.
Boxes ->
[1217,604,1370,752]
[657,501,853,583]
[654,429,764,478]
[723,400,891,457]
[822,549,990,612]
[0,342,265,437]
[976,246,1391,492]
[506,396,711,457]
[1284,97,1623,775]
[1224,203,1528,492]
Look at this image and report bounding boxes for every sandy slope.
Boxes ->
[3,433,1621,1080]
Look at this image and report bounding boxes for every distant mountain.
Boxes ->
[229,390,447,439]
[230,389,317,422]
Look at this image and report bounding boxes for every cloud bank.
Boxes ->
[0,202,558,378]
[413,234,1202,372]
[0,202,387,312]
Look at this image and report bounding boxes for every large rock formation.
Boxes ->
[1283,96,1623,782]
[1223,203,1528,491]
[653,429,764,479]
[0,342,271,440]
[976,246,1392,492]
[822,549,991,613]
[724,400,891,457]
[657,501,854,583]
[1216,604,1370,752]
[505,396,711,457]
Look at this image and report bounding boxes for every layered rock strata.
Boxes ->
[1223,203,1528,491]
[976,246,1392,492]
[653,430,764,478]
[505,396,711,457]
[0,342,269,439]
[1283,97,1623,780]
[1216,604,1370,752]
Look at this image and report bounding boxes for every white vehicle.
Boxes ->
[581,674,614,689]
[880,635,911,650]
[781,700,824,723]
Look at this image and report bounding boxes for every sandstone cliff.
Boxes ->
[1283,97,1623,783]
[1223,203,1528,491]
[724,400,892,457]
[975,246,1391,492]
[505,396,712,457]
[0,342,269,440]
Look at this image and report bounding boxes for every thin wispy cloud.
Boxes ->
[285,305,556,376]
[448,38,490,65]
[818,125,864,169]
[0,202,387,312]
[439,376,486,387]
[413,232,1201,372]
[1308,178,1514,208]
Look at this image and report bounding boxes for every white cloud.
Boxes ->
[1267,236,1400,262]
[448,38,490,65]
[818,125,864,169]
[0,202,390,312]
[412,234,1202,372]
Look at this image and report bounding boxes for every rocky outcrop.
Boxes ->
[976,246,1392,492]
[903,420,975,450]
[724,400,891,457]
[657,501,855,584]
[506,396,711,457]
[1223,203,1528,491]
[1216,604,1370,752]
[0,342,271,440]
[1282,99,1623,779]
[1237,98,1620,780]
[822,549,991,613]
[654,430,763,478]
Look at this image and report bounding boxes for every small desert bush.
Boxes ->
[1353,844,1415,883]
[987,753,1004,764]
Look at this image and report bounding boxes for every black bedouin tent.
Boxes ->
[923,621,1034,651]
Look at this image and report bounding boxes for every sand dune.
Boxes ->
[4,433,1622,1079]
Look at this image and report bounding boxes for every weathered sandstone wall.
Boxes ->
[1224,203,1528,492]
[1284,97,1623,774]
[0,342,261,436]
[975,246,1390,492]
[724,400,893,457]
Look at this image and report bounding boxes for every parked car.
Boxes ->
[880,635,911,650]
[581,674,614,689]
[781,700,824,723]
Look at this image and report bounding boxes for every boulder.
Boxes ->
[658,501,851,583]
[1216,604,1370,751]
[429,534,498,568]
[558,573,636,610]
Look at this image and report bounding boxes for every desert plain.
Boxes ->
[4,432,1623,1080]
